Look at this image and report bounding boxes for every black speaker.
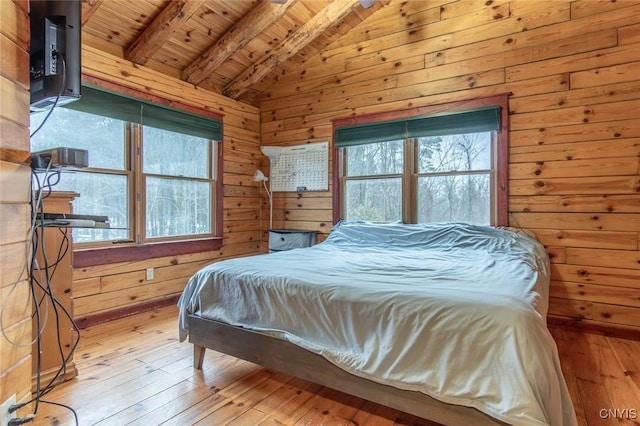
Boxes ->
[29,0,81,112]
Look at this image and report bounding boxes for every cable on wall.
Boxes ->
[6,165,81,424]
[0,67,81,421]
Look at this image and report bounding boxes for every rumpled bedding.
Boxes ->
[178,221,577,426]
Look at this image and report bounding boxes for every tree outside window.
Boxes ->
[343,132,493,225]
[335,100,506,225]
[30,104,218,246]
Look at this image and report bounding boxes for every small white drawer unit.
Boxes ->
[268,229,317,252]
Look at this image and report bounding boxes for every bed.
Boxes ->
[178,221,577,426]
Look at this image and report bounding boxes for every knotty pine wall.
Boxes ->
[0,0,34,414]
[67,47,263,321]
[258,0,640,332]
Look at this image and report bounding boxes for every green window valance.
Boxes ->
[335,106,500,147]
[64,86,222,140]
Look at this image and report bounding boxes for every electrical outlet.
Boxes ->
[146,267,154,280]
[1,394,17,426]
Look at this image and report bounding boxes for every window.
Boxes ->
[334,96,508,226]
[143,126,213,239]
[416,133,492,224]
[30,85,222,249]
[344,140,404,222]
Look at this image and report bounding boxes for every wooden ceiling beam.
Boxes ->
[81,0,103,27]
[182,0,298,85]
[126,0,206,65]
[222,0,362,99]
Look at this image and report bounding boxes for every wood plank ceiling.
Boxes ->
[80,0,388,106]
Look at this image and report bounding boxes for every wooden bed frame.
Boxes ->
[188,314,507,426]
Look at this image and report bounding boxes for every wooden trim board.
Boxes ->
[75,294,180,329]
[548,315,640,341]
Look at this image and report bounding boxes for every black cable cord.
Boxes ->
[7,414,35,425]
[35,170,61,202]
[36,223,66,393]
[40,400,79,426]
[30,52,67,138]
[33,179,78,398]
[27,228,81,407]
[28,229,68,328]
[29,249,42,415]
[12,49,81,425]
[22,264,80,407]
[36,238,80,398]
[30,170,48,415]
[18,150,80,422]
[29,172,52,329]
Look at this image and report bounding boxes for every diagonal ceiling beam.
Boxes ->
[126,0,207,65]
[182,0,298,85]
[81,0,103,27]
[222,0,362,99]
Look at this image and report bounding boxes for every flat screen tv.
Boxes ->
[30,0,81,112]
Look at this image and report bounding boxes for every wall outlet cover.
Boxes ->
[0,394,17,426]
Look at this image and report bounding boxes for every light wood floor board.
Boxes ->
[28,306,640,426]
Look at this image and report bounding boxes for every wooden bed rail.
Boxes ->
[187,314,507,426]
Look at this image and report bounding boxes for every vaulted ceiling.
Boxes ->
[81,0,388,106]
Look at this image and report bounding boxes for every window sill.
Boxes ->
[74,237,223,268]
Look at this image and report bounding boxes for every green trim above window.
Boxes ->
[335,106,500,147]
[65,86,222,140]
[334,120,407,146]
[406,107,500,138]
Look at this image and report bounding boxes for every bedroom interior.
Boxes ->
[1,0,639,424]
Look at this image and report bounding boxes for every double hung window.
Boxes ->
[30,85,222,247]
[334,97,507,226]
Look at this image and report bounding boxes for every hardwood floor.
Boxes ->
[29,306,640,426]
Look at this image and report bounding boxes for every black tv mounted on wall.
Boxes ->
[29,0,81,112]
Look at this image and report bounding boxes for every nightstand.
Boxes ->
[269,229,317,252]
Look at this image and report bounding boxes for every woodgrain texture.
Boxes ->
[79,0,386,105]
[258,0,640,332]
[27,306,640,426]
[3,1,639,390]
[70,46,262,319]
[188,315,506,425]
[125,0,208,66]
[0,0,32,416]
[31,193,79,390]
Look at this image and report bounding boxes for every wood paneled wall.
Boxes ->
[0,0,34,414]
[70,46,263,320]
[258,0,640,332]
